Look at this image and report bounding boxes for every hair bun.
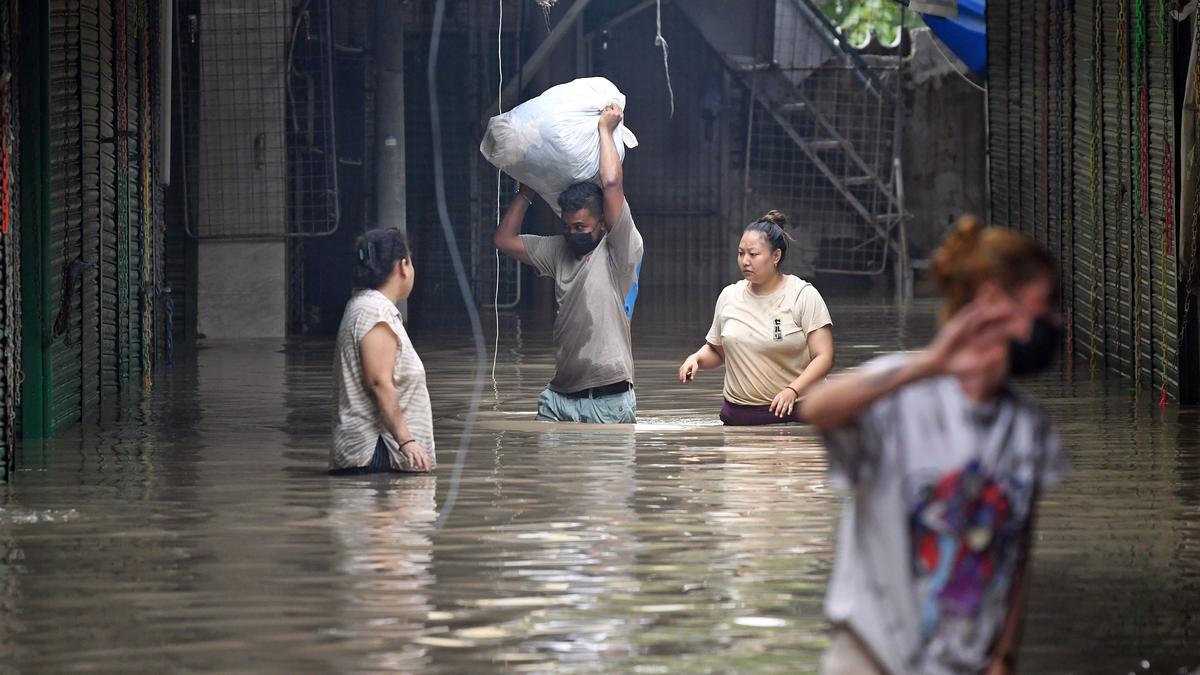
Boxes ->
[760,210,788,228]
[931,214,984,289]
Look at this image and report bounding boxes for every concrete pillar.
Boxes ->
[198,242,287,338]
[374,0,406,315]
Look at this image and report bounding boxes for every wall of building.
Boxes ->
[599,1,738,305]
[901,29,988,261]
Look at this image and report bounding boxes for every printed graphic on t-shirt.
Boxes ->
[909,460,1022,639]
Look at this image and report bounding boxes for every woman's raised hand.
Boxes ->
[925,297,1017,379]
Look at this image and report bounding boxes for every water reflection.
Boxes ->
[329,476,437,672]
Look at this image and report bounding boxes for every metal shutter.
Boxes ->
[49,0,86,431]
[116,0,143,386]
[1072,0,1105,370]
[1145,1,1177,394]
[991,0,1180,394]
[1099,0,1132,375]
[80,0,106,412]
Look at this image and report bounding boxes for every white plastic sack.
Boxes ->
[480,77,638,214]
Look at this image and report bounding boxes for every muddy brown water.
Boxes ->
[1,299,1198,673]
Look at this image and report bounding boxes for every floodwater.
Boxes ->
[1,297,1198,674]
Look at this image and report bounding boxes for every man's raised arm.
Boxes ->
[492,183,537,266]
[598,103,625,227]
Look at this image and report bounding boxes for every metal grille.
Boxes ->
[178,0,338,240]
[741,0,905,276]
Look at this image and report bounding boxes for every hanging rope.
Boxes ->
[491,0,503,394]
[655,0,674,118]
[1087,0,1105,378]
[1,15,13,480]
[1140,91,1150,220]
[1137,0,1149,218]
[1055,0,1066,253]
[140,4,154,392]
[1037,4,1048,245]
[1062,0,1076,362]
[0,73,10,236]
[117,0,131,382]
[1116,0,1132,375]
[1130,0,1148,392]
[1157,0,1173,406]
[1158,0,1169,45]
[1163,151,1175,256]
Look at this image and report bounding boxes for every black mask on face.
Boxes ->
[565,231,601,258]
[1008,315,1062,377]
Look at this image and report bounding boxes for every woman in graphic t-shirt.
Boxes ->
[800,216,1069,675]
[330,228,434,475]
[677,210,834,425]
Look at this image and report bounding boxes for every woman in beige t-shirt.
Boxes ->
[330,228,435,474]
[678,211,834,425]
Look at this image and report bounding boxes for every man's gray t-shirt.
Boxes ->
[520,199,642,394]
[822,353,1068,675]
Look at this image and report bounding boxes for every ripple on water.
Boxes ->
[0,303,1197,673]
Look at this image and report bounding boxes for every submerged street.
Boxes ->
[0,299,1197,673]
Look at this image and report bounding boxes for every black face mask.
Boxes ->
[565,231,601,258]
[1008,315,1062,377]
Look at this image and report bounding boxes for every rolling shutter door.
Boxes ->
[49,0,85,431]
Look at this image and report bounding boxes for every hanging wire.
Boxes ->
[1135,0,1151,394]
[119,0,133,383]
[428,0,488,532]
[140,3,154,392]
[0,70,10,236]
[655,0,674,118]
[492,0,503,393]
[0,0,14,482]
[928,33,986,94]
[1157,0,1173,405]
[1087,0,1104,378]
[1127,0,1148,393]
[1115,0,1131,371]
[536,0,554,32]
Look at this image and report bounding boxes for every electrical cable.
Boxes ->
[928,32,987,94]
[654,0,675,117]
[428,0,488,532]
[492,0,503,394]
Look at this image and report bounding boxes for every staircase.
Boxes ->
[678,0,909,281]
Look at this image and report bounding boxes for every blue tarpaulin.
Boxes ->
[919,0,986,77]
[624,263,641,319]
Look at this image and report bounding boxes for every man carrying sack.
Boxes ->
[492,102,643,423]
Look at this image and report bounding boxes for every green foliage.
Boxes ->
[818,0,922,45]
